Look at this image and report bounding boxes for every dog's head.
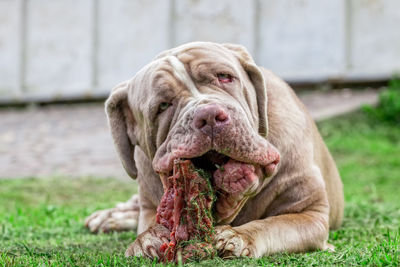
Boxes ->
[106,42,280,223]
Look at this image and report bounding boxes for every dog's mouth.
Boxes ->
[176,150,264,196]
[158,148,279,224]
[160,148,278,196]
[191,150,230,175]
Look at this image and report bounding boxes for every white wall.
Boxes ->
[0,0,399,102]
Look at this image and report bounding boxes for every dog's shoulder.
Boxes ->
[260,68,313,154]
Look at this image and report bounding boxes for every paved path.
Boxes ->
[0,89,378,179]
[301,88,378,121]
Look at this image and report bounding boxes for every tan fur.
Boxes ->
[85,42,344,258]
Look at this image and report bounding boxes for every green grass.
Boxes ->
[1,111,399,266]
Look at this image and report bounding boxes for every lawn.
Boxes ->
[1,111,399,266]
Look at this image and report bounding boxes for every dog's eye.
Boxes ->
[158,102,171,114]
[217,73,233,83]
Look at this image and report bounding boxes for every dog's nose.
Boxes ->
[193,105,230,136]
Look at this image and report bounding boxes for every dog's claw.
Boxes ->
[241,248,250,256]
[225,243,234,251]
[125,242,140,257]
[215,240,224,249]
[149,247,158,258]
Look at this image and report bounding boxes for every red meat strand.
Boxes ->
[156,159,216,262]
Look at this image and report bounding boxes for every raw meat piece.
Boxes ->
[156,159,216,262]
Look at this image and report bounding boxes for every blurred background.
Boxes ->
[1,0,400,102]
[0,0,399,179]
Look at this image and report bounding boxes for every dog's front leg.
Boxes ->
[216,210,332,258]
[215,208,332,258]
[124,187,162,258]
[136,190,158,235]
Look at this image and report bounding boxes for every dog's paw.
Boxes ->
[85,195,140,233]
[214,225,257,258]
[125,224,170,258]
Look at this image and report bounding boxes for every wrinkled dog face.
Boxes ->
[110,43,280,224]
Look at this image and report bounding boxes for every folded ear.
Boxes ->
[105,81,138,179]
[222,43,268,137]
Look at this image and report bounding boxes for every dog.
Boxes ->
[85,42,344,258]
